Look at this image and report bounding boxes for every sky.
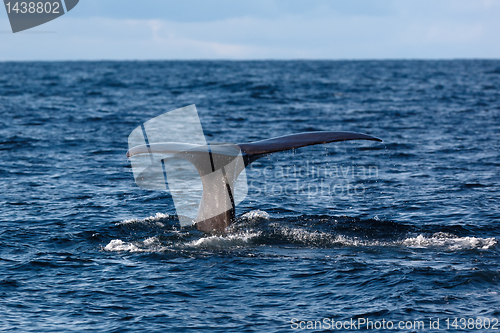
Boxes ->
[1,0,500,60]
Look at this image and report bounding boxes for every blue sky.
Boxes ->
[1,0,499,60]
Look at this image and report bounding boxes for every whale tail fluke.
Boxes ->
[126,131,381,233]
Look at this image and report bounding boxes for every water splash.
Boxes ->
[118,212,170,226]
[402,233,497,250]
[241,210,270,220]
[104,237,169,252]
[184,231,261,249]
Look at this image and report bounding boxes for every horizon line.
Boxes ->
[1,58,500,63]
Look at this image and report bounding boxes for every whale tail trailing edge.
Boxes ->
[238,131,382,165]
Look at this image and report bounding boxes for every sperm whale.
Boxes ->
[127,131,381,233]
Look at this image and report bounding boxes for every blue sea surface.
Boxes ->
[0,60,499,332]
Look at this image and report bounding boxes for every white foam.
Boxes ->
[185,231,261,249]
[103,237,168,252]
[104,239,141,252]
[241,210,270,220]
[119,212,169,226]
[402,234,497,250]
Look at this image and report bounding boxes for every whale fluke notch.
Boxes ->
[126,131,381,233]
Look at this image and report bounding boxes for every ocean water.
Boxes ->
[0,60,499,332]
